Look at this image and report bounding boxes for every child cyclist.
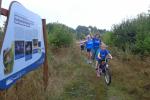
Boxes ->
[96,43,112,77]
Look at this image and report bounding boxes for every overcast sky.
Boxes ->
[2,0,150,30]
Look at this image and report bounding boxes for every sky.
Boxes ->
[1,0,150,30]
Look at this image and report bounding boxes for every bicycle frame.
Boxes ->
[98,58,111,85]
[99,58,109,71]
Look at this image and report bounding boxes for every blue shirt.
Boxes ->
[86,39,93,49]
[93,38,101,48]
[98,49,109,59]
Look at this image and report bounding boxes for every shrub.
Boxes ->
[48,23,74,48]
[102,32,113,45]
[135,32,150,55]
[111,12,150,55]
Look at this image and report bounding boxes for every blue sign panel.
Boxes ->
[0,1,45,90]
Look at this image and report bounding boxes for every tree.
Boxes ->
[47,23,75,48]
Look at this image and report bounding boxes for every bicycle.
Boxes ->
[98,58,111,85]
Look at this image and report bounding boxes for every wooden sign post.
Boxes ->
[0,0,8,16]
[42,19,49,91]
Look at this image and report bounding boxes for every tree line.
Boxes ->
[46,23,107,47]
[76,25,106,39]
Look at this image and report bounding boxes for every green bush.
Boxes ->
[47,23,74,48]
[135,32,150,55]
[102,32,113,45]
[111,12,150,55]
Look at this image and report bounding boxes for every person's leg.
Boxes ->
[87,49,90,59]
[95,60,98,69]
[89,49,93,63]
[96,59,101,77]
[83,45,85,52]
[80,45,82,53]
[95,48,99,58]
[81,45,84,53]
[91,48,94,60]
[86,49,90,63]
[93,48,97,60]
[92,47,99,61]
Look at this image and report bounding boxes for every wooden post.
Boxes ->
[0,0,2,11]
[0,0,9,17]
[0,8,8,16]
[42,19,49,91]
[0,1,8,51]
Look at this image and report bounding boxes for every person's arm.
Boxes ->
[90,34,93,38]
[76,40,86,44]
[106,50,112,59]
[98,52,101,59]
[108,53,112,59]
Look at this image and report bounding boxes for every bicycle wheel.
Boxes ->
[104,69,111,85]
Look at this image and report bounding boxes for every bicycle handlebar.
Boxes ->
[100,58,111,60]
[106,58,112,60]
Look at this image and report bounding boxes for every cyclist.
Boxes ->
[85,35,93,64]
[96,43,112,77]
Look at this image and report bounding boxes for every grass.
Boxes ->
[0,45,150,100]
[107,55,150,100]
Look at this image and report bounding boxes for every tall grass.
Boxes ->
[1,43,150,100]
[0,44,106,100]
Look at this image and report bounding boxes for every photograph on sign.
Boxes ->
[33,39,38,54]
[38,41,42,53]
[15,41,25,60]
[25,41,32,61]
[0,1,45,90]
[3,43,14,75]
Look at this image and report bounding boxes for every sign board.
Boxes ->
[0,1,45,90]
